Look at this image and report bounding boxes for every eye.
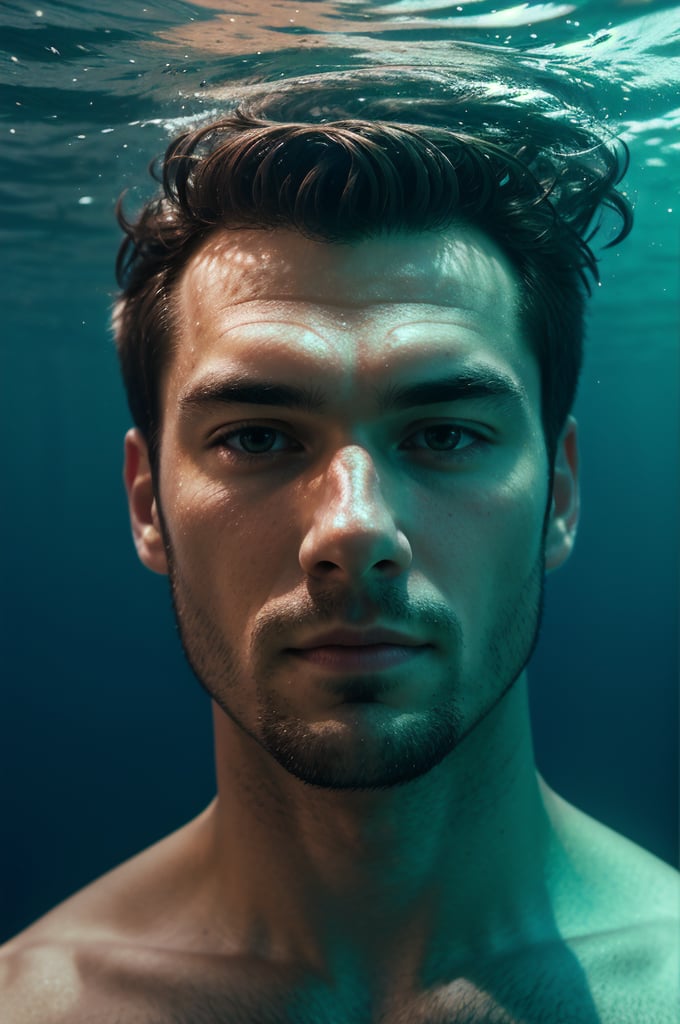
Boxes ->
[214,425,299,456]
[403,424,481,454]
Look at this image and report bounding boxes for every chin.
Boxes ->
[257,699,466,790]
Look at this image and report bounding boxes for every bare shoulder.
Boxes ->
[0,806,216,1023]
[543,781,679,922]
[0,933,202,1024]
[0,892,143,1024]
[563,915,678,1024]
[0,938,90,1024]
[542,782,679,1021]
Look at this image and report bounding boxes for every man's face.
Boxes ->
[129,225,565,789]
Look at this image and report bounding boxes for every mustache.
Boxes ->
[250,585,460,647]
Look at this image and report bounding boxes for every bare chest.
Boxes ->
[68,928,676,1024]
[73,963,609,1024]
[78,989,593,1024]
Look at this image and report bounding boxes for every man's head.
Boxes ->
[116,71,631,789]
[123,222,567,789]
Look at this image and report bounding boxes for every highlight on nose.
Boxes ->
[298,446,413,581]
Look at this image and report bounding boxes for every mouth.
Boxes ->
[286,624,433,674]
[288,642,431,673]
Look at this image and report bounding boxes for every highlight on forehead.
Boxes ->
[174,224,523,326]
[175,230,274,321]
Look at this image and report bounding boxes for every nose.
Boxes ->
[299,445,412,583]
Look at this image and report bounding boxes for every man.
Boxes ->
[1,69,677,1022]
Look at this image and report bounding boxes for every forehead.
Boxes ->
[177,225,519,310]
[166,226,537,409]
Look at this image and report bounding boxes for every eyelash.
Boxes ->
[210,421,488,464]
[211,424,302,460]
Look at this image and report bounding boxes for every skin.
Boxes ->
[1,226,677,1023]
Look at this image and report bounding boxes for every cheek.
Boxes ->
[165,472,296,597]
[416,463,548,598]
[474,476,549,594]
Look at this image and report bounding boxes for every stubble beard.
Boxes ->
[162,538,547,792]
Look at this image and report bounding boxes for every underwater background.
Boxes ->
[1,0,678,942]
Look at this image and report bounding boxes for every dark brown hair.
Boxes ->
[114,68,632,472]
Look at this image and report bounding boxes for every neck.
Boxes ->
[200,673,559,991]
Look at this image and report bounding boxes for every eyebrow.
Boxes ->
[377,369,525,413]
[177,367,526,419]
[178,375,326,416]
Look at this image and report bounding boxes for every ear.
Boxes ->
[123,428,168,576]
[544,415,580,573]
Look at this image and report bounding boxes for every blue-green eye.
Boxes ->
[404,424,478,453]
[216,426,296,455]
[423,425,463,451]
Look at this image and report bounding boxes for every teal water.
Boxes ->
[1,0,678,941]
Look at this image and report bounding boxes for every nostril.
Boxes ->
[316,560,338,573]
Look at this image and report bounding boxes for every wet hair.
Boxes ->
[114,65,632,473]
